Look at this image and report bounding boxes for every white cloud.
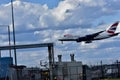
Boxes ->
[0,0,120,66]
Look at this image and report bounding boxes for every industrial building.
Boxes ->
[54,54,83,80]
[7,54,83,80]
[0,55,120,80]
[9,66,41,80]
[0,53,83,80]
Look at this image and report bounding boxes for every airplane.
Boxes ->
[58,21,120,43]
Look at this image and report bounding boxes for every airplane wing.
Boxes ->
[86,31,104,38]
[76,31,104,43]
[58,38,77,41]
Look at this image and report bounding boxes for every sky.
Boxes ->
[0,0,120,67]
[1,0,61,8]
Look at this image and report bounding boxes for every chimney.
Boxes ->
[70,54,75,62]
[58,55,62,62]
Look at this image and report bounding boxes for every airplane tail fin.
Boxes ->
[106,21,119,34]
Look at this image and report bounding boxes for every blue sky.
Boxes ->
[1,0,61,8]
[25,0,61,8]
[0,0,120,67]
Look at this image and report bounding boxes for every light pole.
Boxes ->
[8,25,11,57]
[10,1,19,80]
[11,0,17,65]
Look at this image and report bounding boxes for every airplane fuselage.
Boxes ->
[76,31,119,43]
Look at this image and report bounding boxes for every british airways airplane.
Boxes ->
[58,21,120,43]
